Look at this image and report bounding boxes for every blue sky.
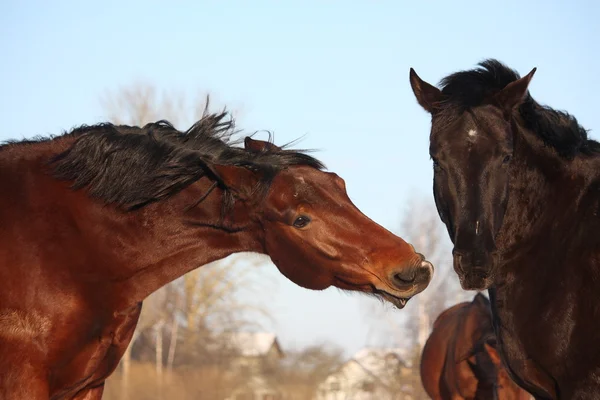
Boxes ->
[2,0,598,355]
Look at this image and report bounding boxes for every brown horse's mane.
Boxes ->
[437,59,600,159]
[2,111,325,212]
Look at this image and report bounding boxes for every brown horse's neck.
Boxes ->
[98,182,265,305]
[10,140,266,306]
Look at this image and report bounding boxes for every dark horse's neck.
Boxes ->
[3,138,263,308]
[489,118,600,399]
[495,119,600,269]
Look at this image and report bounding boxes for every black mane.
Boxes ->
[49,111,325,210]
[439,59,599,159]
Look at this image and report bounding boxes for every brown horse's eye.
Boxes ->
[293,215,311,229]
[503,154,512,164]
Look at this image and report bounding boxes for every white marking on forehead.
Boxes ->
[293,176,305,198]
[475,220,480,235]
[468,129,478,138]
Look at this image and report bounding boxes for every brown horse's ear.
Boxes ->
[244,137,281,153]
[472,292,490,308]
[484,342,502,365]
[409,68,445,114]
[492,67,536,113]
[209,164,258,197]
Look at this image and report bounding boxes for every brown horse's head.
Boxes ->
[212,137,433,308]
[409,60,536,290]
[469,341,532,400]
[51,114,433,308]
[422,293,529,399]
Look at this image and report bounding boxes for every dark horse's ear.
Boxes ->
[409,68,446,114]
[244,137,281,153]
[492,67,537,113]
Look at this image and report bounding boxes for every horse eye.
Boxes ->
[432,159,441,170]
[502,154,512,164]
[293,215,311,229]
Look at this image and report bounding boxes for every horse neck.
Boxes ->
[63,177,263,305]
[140,201,263,301]
[496,121,600,257]
[3,138,265,307]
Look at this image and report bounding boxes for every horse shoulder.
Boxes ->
[48,302,142,399]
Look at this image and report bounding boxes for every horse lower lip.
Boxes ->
[467,268,488,277]
[393,297,411,309]
[460,271,491,290]
[389,294,408,308]
[375,289,409,308]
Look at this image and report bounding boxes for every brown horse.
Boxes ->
[421,293,531,400]
[0,112,433,399]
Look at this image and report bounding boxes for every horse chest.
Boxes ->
[50,303,142,399]
[491,287,562,399]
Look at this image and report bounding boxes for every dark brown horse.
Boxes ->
[421,293,531,400]
[0,111,433,399]
[410,59,600,399]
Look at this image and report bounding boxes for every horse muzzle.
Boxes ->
[453,251,495,290]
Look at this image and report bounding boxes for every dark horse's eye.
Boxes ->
[432,159,441,170]
[293,215,311,229]
[503,154,512,164]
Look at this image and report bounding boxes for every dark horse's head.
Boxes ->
[409,60,536,290]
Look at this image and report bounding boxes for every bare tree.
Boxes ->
[170,254,275,367]
[363,193,470,348]
[102,83,208,128]
[360,194,472,396]
[270,342,345,399]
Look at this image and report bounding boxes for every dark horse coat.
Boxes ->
[410,59,600,399]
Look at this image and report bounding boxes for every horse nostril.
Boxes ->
[391,260,434,290]
[393,270,417,285]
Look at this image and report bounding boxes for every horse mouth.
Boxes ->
[373,288,410,309]
[335,276,411,309]
[459,270,493,291]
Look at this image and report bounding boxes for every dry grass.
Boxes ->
[103,362,240,400]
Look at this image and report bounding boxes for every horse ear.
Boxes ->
[493,67,536,113]
[209,164,258,196]
[409,68,445,113]
[484,342,502,365]
[466,358,478,374]
[244,137,281,153]
[473,292,490,307]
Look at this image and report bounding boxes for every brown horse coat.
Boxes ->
[0,113,433,399]
[421,294,531,400]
